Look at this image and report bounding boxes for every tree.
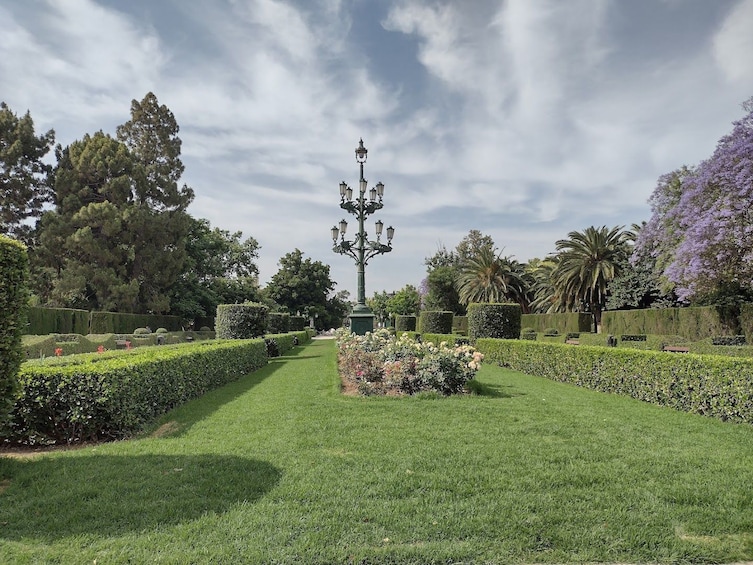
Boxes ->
[455,229,495,264]
[456,247,529,309]
[636,97,753,303]
[551,225,630,329]
[367,290,391,327]
[386,284,421,316]
[265,249,336,317]
[0,102,55,244]
[33,94,196,313]
[169,217,261,320]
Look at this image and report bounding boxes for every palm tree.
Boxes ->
[527,257,568,314]
[456,247,530,309]
[551,225,630,330]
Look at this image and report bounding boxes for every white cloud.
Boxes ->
[713,0,753,82]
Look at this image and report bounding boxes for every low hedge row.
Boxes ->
[265,330,312,354]
[475,338,753,424]
[7,339,268,445]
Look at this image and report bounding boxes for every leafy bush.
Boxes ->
[8,339,268,444]
[0,235,29,428]
[133,327,151,335]
[155,328,168,334]
[265,338,280,358]
[199,326,212,332]
[216,302,268,339]
[521,312,592,333]
[467,303,521,342]
[336,329,483,396]
[289,315,307,332]
[711,335,746,346]
[267,312,290,334]
[565,332,580,340]
[419,311,453,334]
[395,315,417,332]
[476,338,753,425]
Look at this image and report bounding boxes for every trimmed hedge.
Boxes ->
[601,306,735,341]
[216,303,268,339]
[467,303,521,342]
[520,312,592,334]
[25,307,90,335]
[452,315,468,334]
[265,330,312,355]
[0,235,29,427]
[419,311,453,334]
[89,311,183,334]
[267,312,290,334]
[290,315,307,331]
[395,315,417,332]
[8,339,268,444]
[476,338,753,424]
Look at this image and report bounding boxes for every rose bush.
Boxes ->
[336,329,483,396]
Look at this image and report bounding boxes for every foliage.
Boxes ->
[265,249,336,321]
[711,335,747,346]
[0,235,29,428]
[476,337,753,425]
[607,250,679,311]
[394,315,416,332]
[386,284,421,316]
[520,312,592,334]
[635,98,753,302]
[366,290,391,327]
[551,225,630,327]
[31,93,196,314]
[601,305,738,341]
[336,329,482,396]
[267,312,290,334]
[422,265,464,314]
[168,216,260,321]
[457,247,529,309]
[467,302,521,341]
[289,315,307,331]
[24,306,90,335]
[215,303,268,339]
[0,102,55,245]
[7,339,268,444]
[418,311,453,334]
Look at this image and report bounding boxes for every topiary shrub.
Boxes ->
[216,302,268,339]
[521,328,537,341]
[544,327,559,336]
[467,303,521,342]
[133,327,151,335]
[267,312,290,335]
[155,327,168,334]
[395,315,417,332]
[199,326,211,332]
[0,235,30,428]
[621,334,647,342]
[419,311,453,334]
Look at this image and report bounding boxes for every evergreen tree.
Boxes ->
[0,102,55,244]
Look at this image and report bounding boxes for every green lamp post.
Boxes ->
[331,138,395,335]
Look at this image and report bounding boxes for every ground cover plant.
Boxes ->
[1,339,753,563]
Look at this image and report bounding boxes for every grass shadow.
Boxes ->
[467,379,525,398]
[0,453,280,541]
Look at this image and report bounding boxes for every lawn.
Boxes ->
[1,338,753,563]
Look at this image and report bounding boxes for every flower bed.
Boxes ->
[336,329,483,396]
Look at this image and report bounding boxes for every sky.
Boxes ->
[2,0,753,300]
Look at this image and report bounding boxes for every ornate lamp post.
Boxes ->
[331,138,395,335]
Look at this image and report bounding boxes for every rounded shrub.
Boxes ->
[467,303,522,342]
[216,302,268,339]
[419,311,453,334]
[199,326,212,332]
[0,235,29,427]
[395,315,417,332]
[155,327,168,334]
[543,327,559,336]
[133,327,151,335]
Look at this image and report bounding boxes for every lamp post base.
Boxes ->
[348,310,375,335]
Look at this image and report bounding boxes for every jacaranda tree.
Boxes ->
[635,97,753,303]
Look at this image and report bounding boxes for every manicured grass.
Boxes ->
[2,339,753,563]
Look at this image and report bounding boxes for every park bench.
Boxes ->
[565,339,580,345]
[115,339,131,349]
[662,345,689,353]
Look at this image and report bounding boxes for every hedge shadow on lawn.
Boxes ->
[0,453,281,540]
[147,341,314,439]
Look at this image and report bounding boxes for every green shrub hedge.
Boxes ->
[395,315,417,332]
[7,339,268,444]
[25,306,90,335]
[216,303,268,339]
[89,311,183,334]
[476,338,753,424]
[468,303,521,342]
[520,312,592,334]
[452,316,468,335]
[265,330,311,354]
[0,235,29,427]
[267,312,290,334]
[290,315,307,331]
[419,311,453,334]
